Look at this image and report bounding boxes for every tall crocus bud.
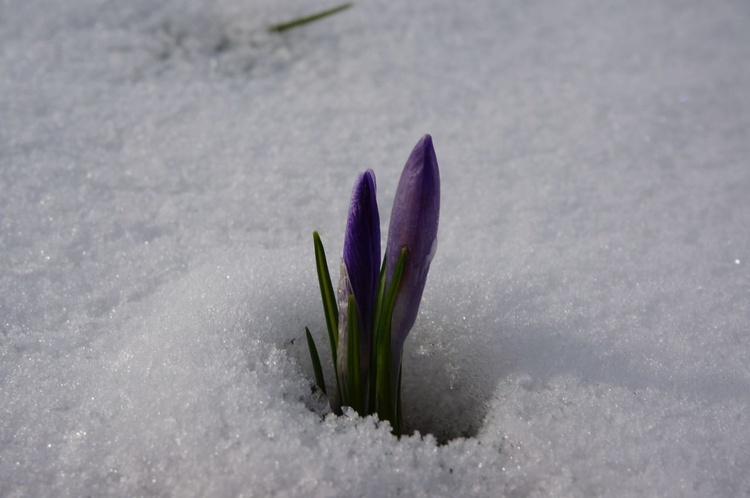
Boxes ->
[385,134,440,372]
[336,169,381,403]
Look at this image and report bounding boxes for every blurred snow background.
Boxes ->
[2,0,749,495]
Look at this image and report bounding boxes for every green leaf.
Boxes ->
[346,294,361,413]
[305,327,326,396]
[395,362,403,437]
[313,231,341,403]
[368,255,388,414]
[375,247,408,427]
[383,248,408,327]
[270,3,353,33]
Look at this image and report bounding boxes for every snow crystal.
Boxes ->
[1,0,749,496]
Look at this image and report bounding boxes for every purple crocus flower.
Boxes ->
[336,169,380,399]
[385,134,440,376]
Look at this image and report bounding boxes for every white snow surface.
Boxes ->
[2,0,749,496]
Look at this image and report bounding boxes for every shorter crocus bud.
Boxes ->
[385,135,440,375]
[335,170,380,407]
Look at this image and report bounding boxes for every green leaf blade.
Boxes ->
[346,294,361,414]
[375,247,408,428]
[313,231,342,404]
[305,327,327,396]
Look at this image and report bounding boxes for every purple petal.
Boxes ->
[385,134,440,365]
[340,169,381,373]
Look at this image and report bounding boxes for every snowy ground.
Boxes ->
[2,0,749,496]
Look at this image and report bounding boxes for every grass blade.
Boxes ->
[270,3,353,33]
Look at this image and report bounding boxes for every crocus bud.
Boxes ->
[336,169,381,400]
[385,135,440,370]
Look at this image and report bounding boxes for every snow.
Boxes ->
[2,0,749,496]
